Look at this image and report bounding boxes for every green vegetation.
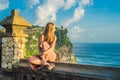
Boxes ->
[25,25,45,58]
[55,28,73,52]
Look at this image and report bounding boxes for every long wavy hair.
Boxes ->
[44,22,55,45]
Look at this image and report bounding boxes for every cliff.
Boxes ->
[55,28,76,63]
[24,25,76,63]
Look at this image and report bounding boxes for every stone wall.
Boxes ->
[1,37,26,69]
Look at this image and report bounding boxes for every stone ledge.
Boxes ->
[11,59,120,80]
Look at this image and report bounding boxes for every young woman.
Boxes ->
[28,22,57,71]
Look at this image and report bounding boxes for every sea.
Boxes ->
[73,43,120,68]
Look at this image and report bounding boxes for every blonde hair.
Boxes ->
[44,22,55,45]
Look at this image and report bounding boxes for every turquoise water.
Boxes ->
[73,43,120,68]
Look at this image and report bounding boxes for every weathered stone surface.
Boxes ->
[1,62,7,68]
[2,56,5,61]
[1,36,27,69]
[7,63,12,69]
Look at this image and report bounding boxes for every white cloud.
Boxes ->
[35,0,78,26]
[63,0,76,10]
[63,0,93,27]
[63,6,85,27]
[24,0,40,8]
[33,0,93,26]
[35,0,64,25]
[80,0,92,5]
[0,0,9,10]
[68,26,85,39]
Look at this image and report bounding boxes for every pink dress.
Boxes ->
[28,42,56,71]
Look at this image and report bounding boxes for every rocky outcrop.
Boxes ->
[55,27,76,63]
[55,45,76,63]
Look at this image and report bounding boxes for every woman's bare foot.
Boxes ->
[47,63,55,70]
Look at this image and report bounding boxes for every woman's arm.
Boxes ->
[38,34,44,53]
[43,36,57,54]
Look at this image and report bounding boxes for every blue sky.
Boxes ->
[0,0,120,43]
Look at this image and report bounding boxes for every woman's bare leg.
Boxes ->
[40,54,50,66]
[31,59,41,65]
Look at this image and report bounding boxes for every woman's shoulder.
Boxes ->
[39,33,45,41]
[39,33,44,38]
